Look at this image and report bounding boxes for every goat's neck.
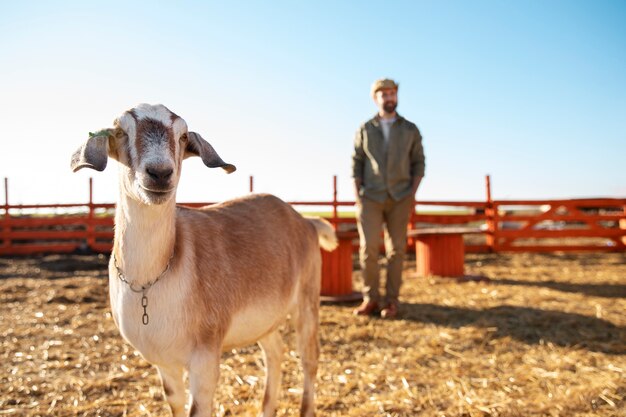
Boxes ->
[113,193,177,287]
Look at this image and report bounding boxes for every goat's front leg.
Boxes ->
[157,365,186,417]
[188,346,221,417]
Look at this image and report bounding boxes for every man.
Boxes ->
[351,78,425,318]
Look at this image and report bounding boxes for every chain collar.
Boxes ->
[113,253,174,325]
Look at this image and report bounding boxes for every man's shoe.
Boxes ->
[380,303,398,319]
[353,300,379,316]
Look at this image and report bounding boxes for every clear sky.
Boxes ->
[1,0,624,205]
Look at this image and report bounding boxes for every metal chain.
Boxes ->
[141,294,149,325]
[113,253,174,326]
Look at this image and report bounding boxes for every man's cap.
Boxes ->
[371,78,399,96]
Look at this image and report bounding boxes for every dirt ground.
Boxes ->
[1,252,625,417]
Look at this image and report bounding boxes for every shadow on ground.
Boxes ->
[489,278,626,298]
[401,303,625,354]
[0,254,108,280]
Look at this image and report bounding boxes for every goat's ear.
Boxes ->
[70,129,113,172]
[185,131,236,174]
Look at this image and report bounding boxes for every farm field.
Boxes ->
[1,252,625,416]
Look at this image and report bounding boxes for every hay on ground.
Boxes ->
[0,252,625,416]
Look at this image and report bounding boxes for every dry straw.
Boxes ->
[1,252,625,416]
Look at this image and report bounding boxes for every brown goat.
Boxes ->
[71,103,337,417]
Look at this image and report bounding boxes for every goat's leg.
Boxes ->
[257,330,284,417]
[157,365,186,417]
[294,293,320,417]
[187,346,221,417]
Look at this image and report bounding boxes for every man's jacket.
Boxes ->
[352,114,425,203]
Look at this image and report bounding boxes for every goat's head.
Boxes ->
[71,104,236,205]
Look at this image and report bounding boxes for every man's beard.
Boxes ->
[383,101,397,114]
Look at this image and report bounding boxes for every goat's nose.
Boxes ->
[146,166,173,181]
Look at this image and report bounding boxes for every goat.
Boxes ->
[70,103,337,417]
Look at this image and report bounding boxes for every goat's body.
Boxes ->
[110,194,320,355]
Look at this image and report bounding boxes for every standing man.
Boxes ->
[352,78,425,318]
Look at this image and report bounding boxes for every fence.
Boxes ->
[1,176,625,256]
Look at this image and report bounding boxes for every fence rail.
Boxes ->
[1,176,625,255]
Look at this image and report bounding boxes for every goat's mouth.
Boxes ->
[139,185,175,202]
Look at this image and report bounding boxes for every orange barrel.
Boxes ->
[320,232,362,301]
[415,232,465,278]
[321,237,352,296]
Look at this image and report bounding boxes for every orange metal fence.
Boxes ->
[1,176,625,255]
[489,198,626,251]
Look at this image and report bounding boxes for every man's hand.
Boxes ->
[411,176,423,199]
[354,179,362,202]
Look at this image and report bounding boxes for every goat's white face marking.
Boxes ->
[116,104,188,205]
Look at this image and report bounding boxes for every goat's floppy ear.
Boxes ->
[185,132,236,174]
[70,129,113,172]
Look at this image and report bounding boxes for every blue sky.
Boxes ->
[0,1,624,205]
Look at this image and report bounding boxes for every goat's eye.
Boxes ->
[180,133,188,142]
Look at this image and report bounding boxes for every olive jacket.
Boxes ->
[352,114,425,202]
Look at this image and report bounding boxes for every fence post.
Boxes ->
[2,178,9,251]
[332,175,338,229]
[485,174,496,252]
[87,177,96,250]
[249,175,254,193]
[621,205,626,246]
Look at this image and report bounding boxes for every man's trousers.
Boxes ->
[356,195,414,304]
